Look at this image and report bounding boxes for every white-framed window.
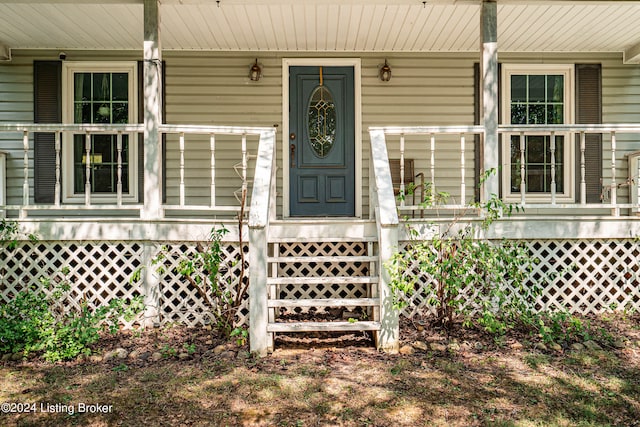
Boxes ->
[62,62,138,203]
[501,64,575,202]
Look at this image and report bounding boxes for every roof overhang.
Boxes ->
[1,0,639,62]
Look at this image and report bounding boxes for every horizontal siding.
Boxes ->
[1,50,639,214]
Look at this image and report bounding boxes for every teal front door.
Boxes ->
[289,66,355,216]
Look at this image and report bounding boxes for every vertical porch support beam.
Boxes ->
[369,129,400,353]
[481,0,499,202]
[141,0,162,325]
[142,0,162,220]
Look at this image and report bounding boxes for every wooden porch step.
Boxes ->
[267,321,381,333]
[266,276,378,285]
[268,255,378,263]
[267,298,379,308]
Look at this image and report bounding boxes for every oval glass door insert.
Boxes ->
[307,85,337,158]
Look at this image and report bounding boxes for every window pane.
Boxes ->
[511,75,526,102]
[112,103,128,124]
[527,136,546,163]
[112,73,128,101]
[527,165,545,192]
[527,104,546,125]
[547,75,563,102]
[528,75,545,102]
[93,73,110,102]
[511,103,527,124]
[547,105,563,124]
[74,73,91,101]
[93,103,111,123]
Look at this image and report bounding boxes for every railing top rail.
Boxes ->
[160,124,276,135]
[369,125,484,135]
[369,124,640,135]
[0,123,277,136]
[501,124,640,133]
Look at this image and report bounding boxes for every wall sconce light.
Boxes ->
[249,58,262,81]
[379,60,392,82]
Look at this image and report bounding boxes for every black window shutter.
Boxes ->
[137,60,166,203]
[576,64,602,204]
[33,61,61,204]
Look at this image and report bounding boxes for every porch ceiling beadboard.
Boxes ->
[1,1,640,57]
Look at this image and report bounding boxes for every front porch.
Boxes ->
[1,0,640,355]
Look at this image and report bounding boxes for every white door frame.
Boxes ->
[282,58,362,218]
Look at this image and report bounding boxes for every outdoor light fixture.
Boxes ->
[249,58,262,81]
[379,59,392,82]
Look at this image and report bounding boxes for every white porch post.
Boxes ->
[141,0,162,325]
[481,0,499,201]
[142,0,162,220]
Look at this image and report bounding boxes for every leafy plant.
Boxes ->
[1,220,144,361]
[230,327,248,346]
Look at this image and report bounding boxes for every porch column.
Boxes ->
[481,0,499,201]
[141,0,162,326]
[142,0,162,220]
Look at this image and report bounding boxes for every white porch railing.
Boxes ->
[0,123,276,219]
[370,124,640,217]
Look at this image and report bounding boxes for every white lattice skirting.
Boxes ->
[1,238,638,327]
[399,238,640,318]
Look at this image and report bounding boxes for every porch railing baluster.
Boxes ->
[179,132,185,207]
[241,133,248,194]
[84,132,91,206]
[54,131,61,207]
[210,134,216,208]
[550,131,556,205]
[611,131,617,215]
[430,133,435,205]
[460,133,465,204]
[116,131,123,207]
[399,134,405,206]
[22,131,29,209]
[519,132,525,204]
[580,131,586,205]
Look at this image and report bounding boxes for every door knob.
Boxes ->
[290,133,296,140]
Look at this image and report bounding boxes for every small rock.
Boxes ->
[474,342,484,351]
[221,351,236,359]
[139,352,151,361]
[205,340,214,346]
[571,343,585,352]
[550,343,563,352]
[151,352,163,362]
[11,353,23,361]
[1,354,12,362]
[448,342,461,352]
[430,343,447,352]
[612,339,626,349]
[459,343,472,352]
[213,345,226,355]
[412,341,429,352]
[583,340,602,351]
[399,345,414,355]
[178,352,190,360]
[416,325,425,332]
[236,351,250,360]
[534,342,548,351]
[128,350,142,360]
[203,325,212,331]
[114,348,128,359]
[89,355,103,363]
[510,341,523,350]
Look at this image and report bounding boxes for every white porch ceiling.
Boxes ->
[1,1,640,58]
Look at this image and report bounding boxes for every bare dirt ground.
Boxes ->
[1,313,640,427]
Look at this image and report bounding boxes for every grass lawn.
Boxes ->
[1,314,639,427]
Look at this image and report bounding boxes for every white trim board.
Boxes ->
[282,58,362,218]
